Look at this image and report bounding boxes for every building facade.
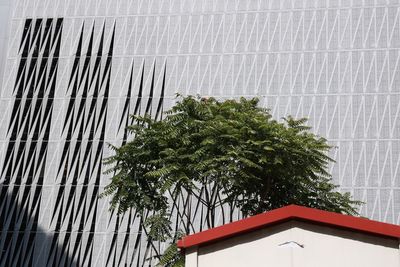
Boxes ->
[0,0,399,266]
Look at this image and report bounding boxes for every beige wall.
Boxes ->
[185,221,400,267]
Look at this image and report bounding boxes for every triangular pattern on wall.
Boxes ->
[105,60,166,267]
[46,21,115,267]
[0,18,63,267]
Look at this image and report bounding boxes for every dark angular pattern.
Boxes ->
[0,17,236,267]
[104,60,240,267]
[46,22,115,267]
[105,61,166,267]
[0,18,63,267]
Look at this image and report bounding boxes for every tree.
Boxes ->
[102,96,360,266]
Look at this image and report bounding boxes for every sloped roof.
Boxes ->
[177,205,400,249]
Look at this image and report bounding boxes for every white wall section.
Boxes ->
[190,221,400,267]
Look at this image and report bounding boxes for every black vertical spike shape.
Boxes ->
[155,63,166,121]
[144,62,156,115]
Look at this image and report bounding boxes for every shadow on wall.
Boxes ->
[0,189,77,267]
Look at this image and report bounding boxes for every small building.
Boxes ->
[177,205,400,267]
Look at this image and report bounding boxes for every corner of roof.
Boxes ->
[176,239,184,248]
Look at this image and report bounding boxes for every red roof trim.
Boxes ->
[177,205,400,249]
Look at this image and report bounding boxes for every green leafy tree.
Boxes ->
[102,96,360,266]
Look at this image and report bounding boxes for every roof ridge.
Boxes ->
[177,205,400,249]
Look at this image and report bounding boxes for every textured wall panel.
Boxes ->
[0,0,400,266]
